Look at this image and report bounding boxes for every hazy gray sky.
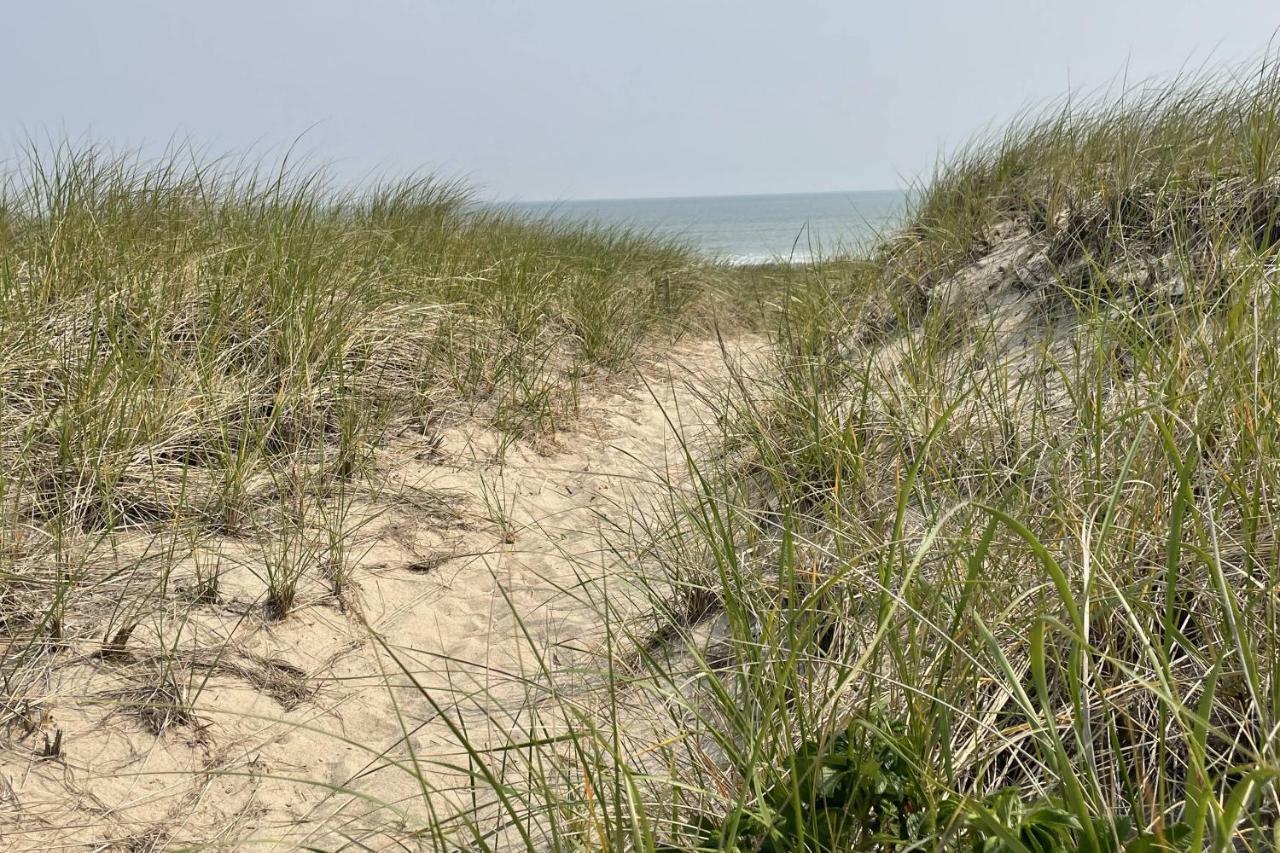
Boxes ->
[3,2,1277,200]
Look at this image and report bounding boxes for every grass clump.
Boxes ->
[0,143,751,833]
[0,143,721,626]
[625,58,1280,851]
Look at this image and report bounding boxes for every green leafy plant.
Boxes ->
[666,715,932,851]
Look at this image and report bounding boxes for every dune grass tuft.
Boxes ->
[0,146,755,842]
[601,57,1280,851]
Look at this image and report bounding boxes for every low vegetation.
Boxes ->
[0,141,725,624]
[0,144,755,847]
[591,59,1280,850]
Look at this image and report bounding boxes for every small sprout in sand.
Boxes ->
[101,623,136,660]
[38,728,63,760]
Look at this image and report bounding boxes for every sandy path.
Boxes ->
[0,334,762,850]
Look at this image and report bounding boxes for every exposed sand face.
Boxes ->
[0,334,764,850]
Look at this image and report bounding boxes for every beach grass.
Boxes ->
[579,58,1280,850]
[0,140,729,618]
[0,143,764,848]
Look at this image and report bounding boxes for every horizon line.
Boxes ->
[493,186,907,206]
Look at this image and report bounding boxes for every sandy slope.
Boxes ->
[0,333,763,850]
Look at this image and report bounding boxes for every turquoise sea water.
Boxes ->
[508,189,907,264]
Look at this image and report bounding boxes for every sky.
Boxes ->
[2,1,1278,201]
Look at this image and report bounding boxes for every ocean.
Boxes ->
[507,189,907,264]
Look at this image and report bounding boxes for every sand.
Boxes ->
[0,334,763,850]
